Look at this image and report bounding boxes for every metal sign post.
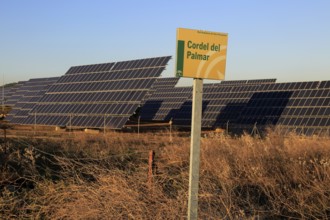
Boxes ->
[188,78,203,220]
[175,27,228,220]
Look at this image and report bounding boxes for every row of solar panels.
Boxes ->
[4,56,172,129]
[139,79,330,135]
[1,56,329,135]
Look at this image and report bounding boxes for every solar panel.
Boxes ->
[140,86,191,121]
[140,77,180,106]
[150,77,179,88]
[319,80,330,89]
[0,87,9,102]
[2,81,26,106]
[220,78,276,86]
[22,56,171,129]
[0,86,14,113]
[5,77,60,123]
[220,80,247,85]
[277,86,330,133]
[237,91,293,126]
[65,62,115,75]
[247,79,277,84]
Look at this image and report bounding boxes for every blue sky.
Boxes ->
[1,0,329,85]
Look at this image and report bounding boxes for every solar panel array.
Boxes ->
[2,55,328,136]
[173,84,261,127]
[140,79,276,124]
[0,87,12,109]
[5,77,60,123]
[139,79,278,123]
[2,81,26,107]
[140,86,192,121]
[21,56,171,129]
[140,77,180,106]
[273,81,330,135]
[139,79,330,135]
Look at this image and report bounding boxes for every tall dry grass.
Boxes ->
[0,130,329,219]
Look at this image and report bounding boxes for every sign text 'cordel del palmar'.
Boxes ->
[176,28,228,80]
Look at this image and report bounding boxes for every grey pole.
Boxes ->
[188,78,203,220]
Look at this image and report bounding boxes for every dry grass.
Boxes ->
[0,129,330,219]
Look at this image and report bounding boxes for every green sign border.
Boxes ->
[176,40,185,77]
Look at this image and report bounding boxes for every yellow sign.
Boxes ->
[176,28,228,80]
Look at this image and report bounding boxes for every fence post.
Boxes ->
[34,112,37,136]
[104,114,106,135]
[138,116,140,138]
[148,150,155,188]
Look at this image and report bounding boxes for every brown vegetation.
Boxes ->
[0,130,329,219]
